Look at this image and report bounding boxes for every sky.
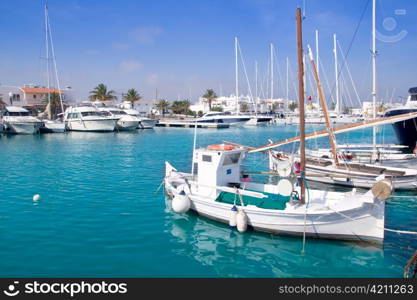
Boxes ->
[0,0,416,106]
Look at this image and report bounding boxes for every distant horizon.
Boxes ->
[1,0,416,106]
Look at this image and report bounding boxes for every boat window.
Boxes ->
[6,111,29,116]
[223,153,240,165]
[202,155,212,162]
[81,111,101,117]
[411,95,417,101]
[100,111,112,117]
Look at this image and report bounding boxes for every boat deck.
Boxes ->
[216,191,290,210]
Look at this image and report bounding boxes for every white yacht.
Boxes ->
[2,106,43,134]
[64,105,117,132]
[196,111,272,126]
[98,107,140,131]
[123,108,158,129]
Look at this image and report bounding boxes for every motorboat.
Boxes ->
[385,87,417,151]
[98,107,140,131]
[1,106,43,134]
[196,111,272,126]
[122,108,158,129]
[64,105,117,132]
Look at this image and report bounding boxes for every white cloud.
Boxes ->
[119,60,143,73]
[129,26,162,45]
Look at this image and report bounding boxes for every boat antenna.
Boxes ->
[296,7,306,204]
[235,37,239,115]
[371,0,377,156]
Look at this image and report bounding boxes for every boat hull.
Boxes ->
[385,108,417,150]
[40,122,66,133]
[164,178,384,244]
[116,119,139,131]
[66,119,116,132]
[4,122,42,134]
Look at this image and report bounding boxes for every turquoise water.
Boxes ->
[0,125,416,277]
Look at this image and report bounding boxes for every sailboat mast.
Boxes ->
[270,43,274,101]
[372,0,377,153]
[296,8,306,204]
[286,57,289,103]
[333,33,340,115]
[255,60,258,113]
[235,37,239,114]
[45,4,51,119]
[308,45,339,165]
[315,29,319,98]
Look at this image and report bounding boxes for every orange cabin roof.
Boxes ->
[20,87,63,94]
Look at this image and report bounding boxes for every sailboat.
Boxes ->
[267,44,417,190]
[39,4,65,133]
[164,8,390,244]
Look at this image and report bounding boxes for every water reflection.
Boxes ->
[164,197,387,277]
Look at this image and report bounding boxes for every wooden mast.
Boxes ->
[307,45,339,165]
[296,8,305,204]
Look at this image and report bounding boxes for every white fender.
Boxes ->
[236,209,248,233]
[171,193,191,213]
[229,206,238,227]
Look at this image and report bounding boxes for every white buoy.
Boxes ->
[236,209,248,233]
[229,205,238,228]
[171,193,191,213]
[33,194,41,202]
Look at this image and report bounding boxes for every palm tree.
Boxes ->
[240,103,248,112]
[202,89,217,111]
[171,100,191,115]
[123,88,141,106]
[0,96,5,110]
[288,102,298,112]
[89,83,116,101]
[42,92,63,119]
[155,99,170,115]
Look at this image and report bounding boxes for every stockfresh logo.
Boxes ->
[3,281,20,297]
[3,281,127,297]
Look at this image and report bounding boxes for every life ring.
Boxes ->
[207,144,235,151]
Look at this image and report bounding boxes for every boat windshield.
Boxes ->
[5,111,30,116]
[109,110,126,115]
[81,111,101,117]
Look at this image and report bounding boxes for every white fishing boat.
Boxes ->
[2,106,43,134]
[164,144,388,243]
[122,108,158,129]
[98,107,140,131]
[64,105,117,132]
[164,8,391,244]
[269,149,417,190]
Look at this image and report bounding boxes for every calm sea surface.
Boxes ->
[0,125,416,277]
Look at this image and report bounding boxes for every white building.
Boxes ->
[189,94,285,114]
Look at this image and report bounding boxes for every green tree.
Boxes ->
[155,99,170,115]
[0,96,5,110]
[42,92,63,119]
[271,102,279,112]
[240,103,248,112]
[123,88,142,106]
[210,106,223,112]
[288,102,298,112]
[89,83,117,101]
[202,89,217,111]
[171,100,192,115]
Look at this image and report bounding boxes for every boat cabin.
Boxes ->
[192,144,246,197]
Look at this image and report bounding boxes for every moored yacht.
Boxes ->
[98,107,140,131]
[196,111,272,126]
[2,106,43,134]
[122,108,158,129]
[385,87,417,151]
[64,105,117,132]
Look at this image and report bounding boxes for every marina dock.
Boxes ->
[156,120,229,128]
